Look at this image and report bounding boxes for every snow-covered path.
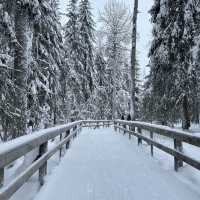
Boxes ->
[35,128,200,200]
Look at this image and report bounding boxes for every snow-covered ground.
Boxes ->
[5,126,200,200]
[33,127,200,200]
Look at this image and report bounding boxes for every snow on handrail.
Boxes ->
[115,120,200,147]
[0,120,112,168]
[0,121,82,168]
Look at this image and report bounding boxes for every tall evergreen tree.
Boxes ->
[145,0,200,128]
[64,0,95,119]
[13,1,41,136]
[0,1,16,140]
[192,1,200,124]
[0,0,64,139]
[64,0,84,120]
[92,49,110,119]
[29,0,64,128]
[78,0,95,115]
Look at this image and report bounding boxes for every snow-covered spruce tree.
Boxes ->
[0,1,16,140]
[192,1,200,124]
[63,0,84,120]
[77,0,95,118]
[184,0,200,125]
[92,48,110,119]
[146,0,177,125]
[141,73,155,122]
[146,0,199,128]
[99,0,132,119]
[29,0,64,128]
[165,0,200,129]
[13,1,41,136]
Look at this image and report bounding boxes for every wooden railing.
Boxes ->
[114,120,200,172]
[0,120,112,200]
[2,119,199,199]
[82,120,112,128]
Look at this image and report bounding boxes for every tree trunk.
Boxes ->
[130,0,139,120]
[112,38,117,119]
[14,4,30,135]
[182,95,191,130]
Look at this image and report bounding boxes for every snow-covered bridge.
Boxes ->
[1,120,200,200]
[35,128,200,200]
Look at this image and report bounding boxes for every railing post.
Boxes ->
[150,132,154,156]
[114,121,117,131]
[0,168,4,188]
[78,124,81,134]
[123,123,126,135]
[117,122,119,132]
[73,125,77,139]
[65,130,70,149]
[138,127,142,145]
[39,141,48,186]
[59,134,62,159]
[174,139,183,171]
[129,125,134,139]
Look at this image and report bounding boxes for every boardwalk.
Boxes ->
[34,128,200,200]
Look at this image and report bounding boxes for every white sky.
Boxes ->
[59,0,153,79]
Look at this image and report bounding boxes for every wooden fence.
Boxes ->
[0,120,112,200]
[1,119,200,200]
[114,120,200,172]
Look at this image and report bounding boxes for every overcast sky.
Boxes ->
[59,0,153,79]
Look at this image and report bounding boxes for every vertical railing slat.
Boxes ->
[174,139,183,171]
[39,141,48,186]
[0,168,4,188]
[138,127,142,145]
[65,130,70,149]
[150,131,154,156]
[59,134,62,159]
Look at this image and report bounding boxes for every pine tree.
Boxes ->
[0,1,16,140]
[0,0,65,138]
[29,0,64,128]
[78,0,95,116]
[64,0,95,119]
[92,50,110,119]
[184,0,200,125]
[147,0,173,124]
[13,1,41,136]
[192,1,200,124]
[64,0,84,120]
[145,0,200,128]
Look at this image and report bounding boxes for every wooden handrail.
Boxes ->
[114,120,200,172]
[0,120,112,200]
[0,127,80,200]
[0,121,82,169]
[115,120,200,147]
[4,119,198,199]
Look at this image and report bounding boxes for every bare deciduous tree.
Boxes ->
[99,0,131,119]
[130,0,139,120]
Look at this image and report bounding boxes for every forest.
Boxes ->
[0,0,200,141]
